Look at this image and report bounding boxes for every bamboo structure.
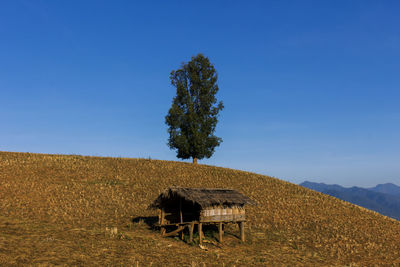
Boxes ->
[150,187,254,244]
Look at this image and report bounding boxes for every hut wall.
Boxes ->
[200,205,246,222]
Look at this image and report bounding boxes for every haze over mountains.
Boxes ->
[300,182,400,220]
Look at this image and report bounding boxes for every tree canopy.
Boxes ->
[165,54,224,164]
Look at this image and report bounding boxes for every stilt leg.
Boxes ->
[239,222,245,242]
[160,226,166,236]
[160,208,165,237]
[189,222,194,243]
[198,223,203,245]
[180,225,184,240]
[218,222,223,243]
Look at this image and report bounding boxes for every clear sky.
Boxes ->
[1,1,399,187]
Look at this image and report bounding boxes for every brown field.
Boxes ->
[0,151,399,266]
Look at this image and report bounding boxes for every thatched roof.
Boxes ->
[150,187,255,209]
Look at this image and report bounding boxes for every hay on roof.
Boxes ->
[150,187,255,209]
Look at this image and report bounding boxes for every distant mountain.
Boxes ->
[300,181,345,193]
[300,181,400,220]
[368,183,400,196]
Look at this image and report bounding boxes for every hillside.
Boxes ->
[300,181,400,220]
[1,151,400,266]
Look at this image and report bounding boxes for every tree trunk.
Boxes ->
[193,157,198,164]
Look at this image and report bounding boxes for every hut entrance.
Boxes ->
[150,187,254,245]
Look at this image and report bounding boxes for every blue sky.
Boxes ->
[1,1,399,187]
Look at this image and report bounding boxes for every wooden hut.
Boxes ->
[150,187,254,244]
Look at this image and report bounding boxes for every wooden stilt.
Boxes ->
[180,225,184,240]
[160,208,165,236]
[179,198,183,223]
[179,199,184,240]
[160,208,165,225]
[161,226,166,236]
[198,223,203,245]
[189,222,194,243]
[218,222,223,243]
[239,222,245,242]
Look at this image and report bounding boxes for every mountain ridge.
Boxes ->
[300,181,400,220]
[368,183,400,196]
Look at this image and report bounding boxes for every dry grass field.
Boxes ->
[1,151,399,266]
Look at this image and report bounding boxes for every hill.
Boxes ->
[1,151,400,266]
[300,181,400,220]
[368,183,400,196]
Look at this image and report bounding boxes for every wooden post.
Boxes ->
[161,227,166,236]
[179,198,183,223]
[180,226,184,240]
[198,223,203,245]
[160,208,166,236]
[189,222,194,243]
[218,222,223,243]
[179,199,184,240]
[160,208,165,225]
[239,222,245,242]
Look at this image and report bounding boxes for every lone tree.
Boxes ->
[166,54,224,164]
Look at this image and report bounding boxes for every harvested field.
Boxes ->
[0,151,399,266]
